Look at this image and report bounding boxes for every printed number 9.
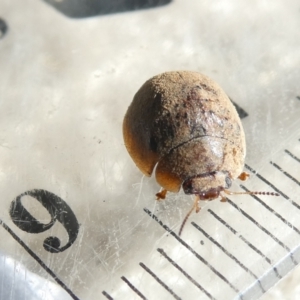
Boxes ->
[9,189,79,253]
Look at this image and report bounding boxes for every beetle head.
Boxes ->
[182,171,232,200]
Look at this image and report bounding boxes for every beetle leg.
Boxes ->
[220,193,227,202]
[238,172,250,181]
[156,188,168,200]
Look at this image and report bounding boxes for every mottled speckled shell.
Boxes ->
[123,71,246,194]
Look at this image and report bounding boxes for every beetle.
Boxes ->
[123,71,279,235]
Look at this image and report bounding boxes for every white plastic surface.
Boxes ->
[0,0,300,299]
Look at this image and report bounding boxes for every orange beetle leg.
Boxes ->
[156,188,168,201]
[238,172,250,181]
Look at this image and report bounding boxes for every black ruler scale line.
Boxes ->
[102,291,114,300]
[0,219,80,300]
[226,199,298,265]
[240,185,300,236]
[191,222,265,293]
[207,209,281,279]
[285,150,300,164]
[139,262,182,300]
[245,164,300,210]
[121,276,147,300]
[270,161,300,187]
[43,0,172,18]
[157,248,216,300]
[143,208,241,295]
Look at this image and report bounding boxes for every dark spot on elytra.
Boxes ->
[149,136,158,152]
[151,93,163,112]
[151,116,175,152]
[232,148,237,156]
[153,117,175,143]
[175,113,180,119]
[184,112,188,118]
[187,89,202,102]
[154,93,162,102]
[166,126,175,138]
[200,83,217,95]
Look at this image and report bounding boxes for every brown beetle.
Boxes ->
[123,71,278,235]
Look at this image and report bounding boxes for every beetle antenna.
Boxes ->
[179,196,200,236]
[224,190,280,197]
